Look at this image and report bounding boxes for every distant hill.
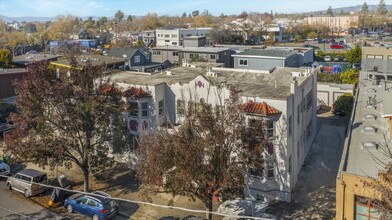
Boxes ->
[0,15,107,23]
[307,4,392,15]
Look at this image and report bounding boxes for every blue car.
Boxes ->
[64,191,119,220]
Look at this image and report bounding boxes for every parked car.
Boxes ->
[334,56,341,62]
[6,169,47,197]
[332,109,346,116]
[0,160,10,176]
[324,56,331,62]
[352,63,361,70]
[64,191,119,220]
[330,44,345,49]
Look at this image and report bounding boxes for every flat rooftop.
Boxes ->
[232,49,296,58]
[12,53,62,66]
[153,46,230,53]
[0,68,27,74]
[50,55,127,68]
[343,78,392,178]
[110,66,310,99]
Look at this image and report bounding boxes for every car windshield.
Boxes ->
[33,174,47,183]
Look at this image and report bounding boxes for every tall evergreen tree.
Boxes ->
[377,0,388,15]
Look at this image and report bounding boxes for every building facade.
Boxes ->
[304,15,359,33]
[232,50,298,71]
[335,47,392,220]
[109,66,318,202]
[155,28,212,46]
[0,68,28,99]
[151,46,233,68]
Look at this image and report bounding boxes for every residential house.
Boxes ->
[109,65,318,202]
[0,68,28,99]
[108,48,164,72]
[155,28,212,46]
[335,46,392,220]
[71,28,94,40]
[151,46,233,68]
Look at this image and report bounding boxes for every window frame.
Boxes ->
[128,101,138,117]
[266,160,275,179]
[158,100,164,116]
[141,102,148,118]
[239,59,248,66]
[134,55,140,63]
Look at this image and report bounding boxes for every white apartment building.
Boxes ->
[109,65,317,202]
[155,28,212,46]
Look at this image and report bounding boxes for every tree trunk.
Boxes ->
[205,195,213,220]
[82,167,90,192]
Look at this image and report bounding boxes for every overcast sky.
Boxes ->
[0,0,389,18]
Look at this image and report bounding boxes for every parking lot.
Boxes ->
[266,113,348,219]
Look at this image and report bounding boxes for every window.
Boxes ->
[134,55,140,63]
[374,55,383,59]
[306,120,312,141]
[172,42,177,45]
[87,199,98,207]
[239,59,248,66]
[153,51,161,56]
[355,196,381,220]
[297,140,300,161]
[288,116,292,137]
[141,102,148,117]
[297,104,300,125]
[265,120,274,139]
[171,34,177,38]
[366,55,375,59]
[21,175,32,182]
[158,100,164,116]
[177,100,185,115]
[288,155,292,174]
[210,54,216,60]
[164,34,170,38]
[388,55,392,60]
[266,160,274,179]
[165,40,170,42]
[172,51,178,56]
[128,102,138,117]
[77,197,88,205]
[306,89,313,111]
[189,54,196,59]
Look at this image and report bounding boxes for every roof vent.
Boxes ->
[364,114,376,120]
[367,88,376,93]
[363,126,377,133]
[362,141,378,149]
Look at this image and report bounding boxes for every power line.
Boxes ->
[0,174,274,220]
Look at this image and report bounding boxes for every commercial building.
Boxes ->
[335,47,392,220]
[155,28,212,46]
[304,15,359,33]
[109,65,318,202]
[0,68,28,99]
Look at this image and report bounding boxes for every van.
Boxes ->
[6,169,47,197]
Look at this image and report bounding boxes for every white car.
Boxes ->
[324,56,331,62]
[0,160,10,176]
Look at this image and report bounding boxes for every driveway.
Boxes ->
[266,113,348,219]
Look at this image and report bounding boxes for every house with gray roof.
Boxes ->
[108,48,165,72]
[232,49,298,71]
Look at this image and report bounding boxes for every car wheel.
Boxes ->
[66,204,73,213]
[92,214,99,220]
[6,182,12,190]
[24,189,30,197]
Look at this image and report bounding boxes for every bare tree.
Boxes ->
[136,88,266,219]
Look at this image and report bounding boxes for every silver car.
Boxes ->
[6,169,47,197]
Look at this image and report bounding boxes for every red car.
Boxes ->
[330,44,345,49]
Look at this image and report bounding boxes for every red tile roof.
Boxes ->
[123,87,151,98]
[241,100,281,116]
